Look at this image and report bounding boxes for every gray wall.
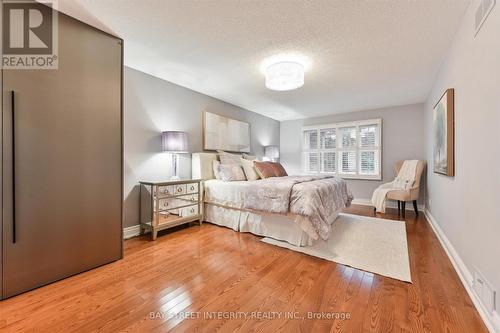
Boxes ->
[280,104,425,202]
[424,1,499,320]
[124,67,280,227]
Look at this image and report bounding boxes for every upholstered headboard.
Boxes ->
[192,152,218,180]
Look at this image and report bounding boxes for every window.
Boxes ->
[302,119,382,180]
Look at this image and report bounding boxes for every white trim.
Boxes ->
[302,173,382,181]
[339,174,382,181]
[123,225,141,239]
[352,198,425,211]
[424,210,500,333]
[302,118,382,180]
[302,118,382,131]
[493,310,500,332]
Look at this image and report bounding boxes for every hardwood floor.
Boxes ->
[0,205,487,332]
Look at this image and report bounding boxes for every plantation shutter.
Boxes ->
[303,130,319,173]
[359,123,380,176]
[320,128,336,173]
[338,126,357,175]
[302,119,381,180]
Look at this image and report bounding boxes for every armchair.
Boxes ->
[386,160,426,218]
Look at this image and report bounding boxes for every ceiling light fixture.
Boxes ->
[265,61,304,91]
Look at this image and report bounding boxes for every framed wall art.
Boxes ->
[433,88,454,176]
[203,111,251,153]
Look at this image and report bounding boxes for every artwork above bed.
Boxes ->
[203,111,251,153]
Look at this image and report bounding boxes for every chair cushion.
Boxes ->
[386,189,412,201]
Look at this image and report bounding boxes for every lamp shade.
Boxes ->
[264,145,279,159]
[161,131,189,153]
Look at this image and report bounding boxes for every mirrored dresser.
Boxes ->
[139,179,202,240]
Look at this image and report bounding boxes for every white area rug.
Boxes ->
[261,213,412,282]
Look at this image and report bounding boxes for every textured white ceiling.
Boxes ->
[56,0,470,121]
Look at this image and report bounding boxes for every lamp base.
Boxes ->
[170,154,180,181]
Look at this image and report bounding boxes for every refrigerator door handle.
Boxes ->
[11,90,16,243]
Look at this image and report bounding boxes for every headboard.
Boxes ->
[192,152,218,180]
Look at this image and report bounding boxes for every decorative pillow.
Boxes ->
[212,160,221,179]
[271,162,288,177]
[240,158,260,181]
[217,164,246,182]
[217,150,241,165]
[242,153,257,161]
[253,161,276,179]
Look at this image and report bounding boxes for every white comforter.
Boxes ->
[203,179,249,209]
[203,176,353,241]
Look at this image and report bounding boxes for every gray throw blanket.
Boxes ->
[243,176,353,240]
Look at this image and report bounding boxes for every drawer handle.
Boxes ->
[164,189,169,194]
[190,197,195,201]
[190,185,195,190]
[163,202,169,207]
[177,188,182,193]
[190,208,195,213]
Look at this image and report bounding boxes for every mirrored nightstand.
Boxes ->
[139,179,202,240]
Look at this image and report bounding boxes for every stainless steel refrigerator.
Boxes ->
[1,10,123,299]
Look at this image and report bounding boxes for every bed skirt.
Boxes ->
[203,203,314,246]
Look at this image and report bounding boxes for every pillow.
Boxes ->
[212,160,221,179]
[217,150,241,165]
[217,164,246,182]
[271,162,288,177]
[240,158,260,181]
[253,161,276,179]
[253,161,288,178]
[242,153,257,161]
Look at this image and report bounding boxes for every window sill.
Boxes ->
[304,172,381,181]
[339,175,382,181]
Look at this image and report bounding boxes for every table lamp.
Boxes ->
[161,131,189,180]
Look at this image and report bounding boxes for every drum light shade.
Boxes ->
[265,61,304,91]
[161,131,189,153]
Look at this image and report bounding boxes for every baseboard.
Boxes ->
[424,209,499,333]
[352,198,425,211]
[494,313,500,333]
[123,225,141,239]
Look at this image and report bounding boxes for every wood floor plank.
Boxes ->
[0,205,489,333]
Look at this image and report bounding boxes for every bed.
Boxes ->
[192,152,353,246]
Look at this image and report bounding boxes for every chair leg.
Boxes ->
[401,201,406,218]
[413,200,418,216]
[397,200,401,214]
